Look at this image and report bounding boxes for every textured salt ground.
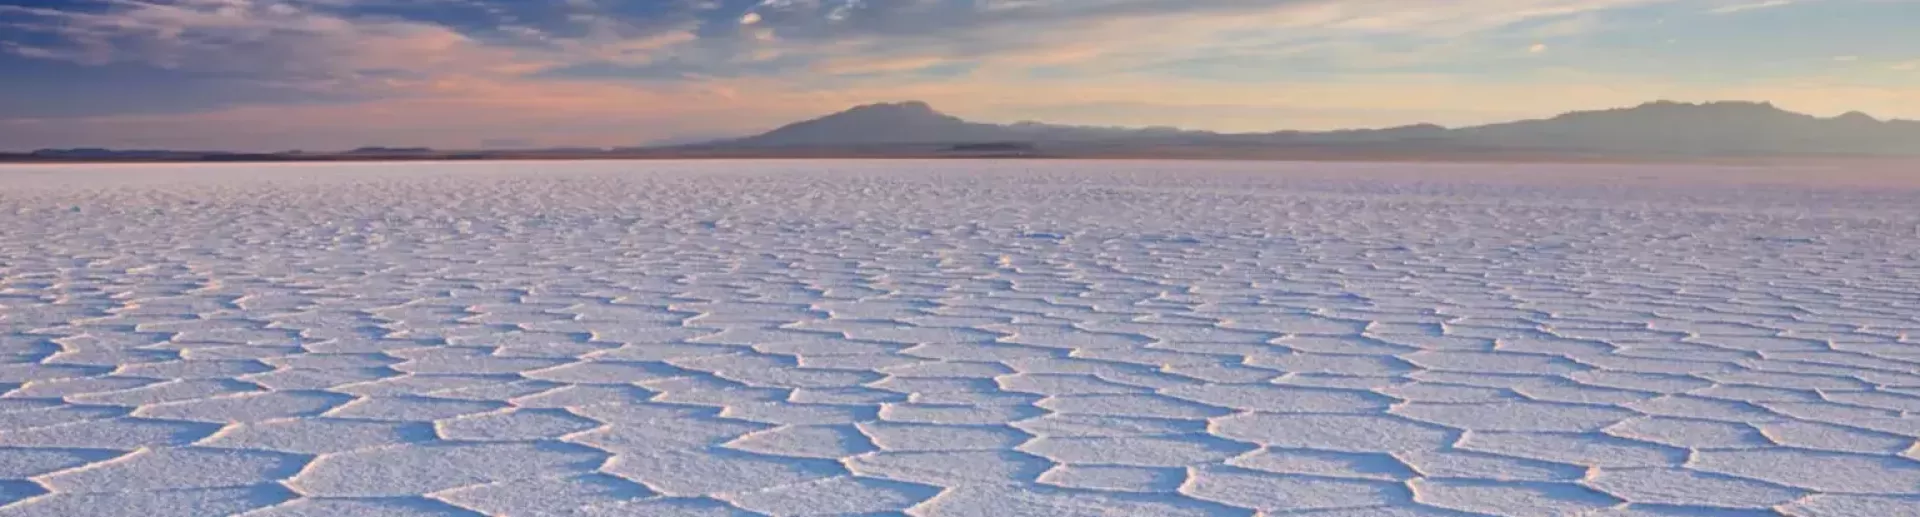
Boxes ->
[0,159,1918,516]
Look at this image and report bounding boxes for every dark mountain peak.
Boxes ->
[844,100,938,115]
[1635,99,1775,109]
[1833,111,1879,123]
[817,101,957,126]
[1518,100,1824,135]
[1559,100,1795,120]
[801,101,957,125]
[1688,100,1791,115]
[731,101,996,146]
[1460,99,1918,155]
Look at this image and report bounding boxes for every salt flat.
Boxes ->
[1,159,1918,516]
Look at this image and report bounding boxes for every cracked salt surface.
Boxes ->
[2,159,1919,516]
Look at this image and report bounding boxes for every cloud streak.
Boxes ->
[1709,0,1796,14]
[2,0,1674,83]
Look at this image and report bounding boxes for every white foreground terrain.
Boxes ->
[1,159,1918,516]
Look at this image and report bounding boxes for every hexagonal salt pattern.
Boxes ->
[2,160,1918,516]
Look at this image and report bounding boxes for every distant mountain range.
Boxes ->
[9,100,1918,163]
[715,100,1920,156]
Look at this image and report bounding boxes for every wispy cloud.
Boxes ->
[2,0,1676,84]
[0,1,550,96]
[1709,0,1796,14]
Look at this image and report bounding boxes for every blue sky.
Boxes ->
[1,0,1915,151]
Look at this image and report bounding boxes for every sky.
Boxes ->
[1,0,1917,151]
